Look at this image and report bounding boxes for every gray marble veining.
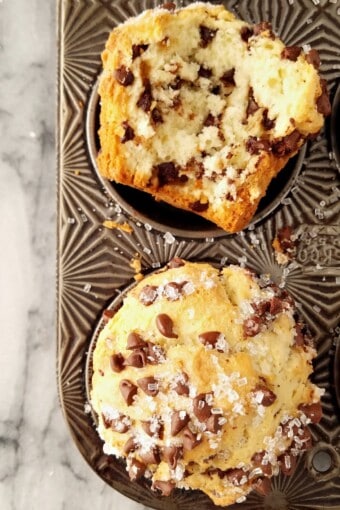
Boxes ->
[0,1,146,508]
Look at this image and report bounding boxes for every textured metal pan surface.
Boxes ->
[57,1,340,508]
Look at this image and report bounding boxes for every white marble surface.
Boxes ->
[0,1,148,509]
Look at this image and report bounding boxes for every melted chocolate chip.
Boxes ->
[121,121,135,143]
[246,87,259,117]
[199,25,218,48]
[251,451,272,476]
[168,257,185,268]
[137,376,159,396]
[182,427,202,450]
[156,161,188,187]
[206,414,222,433]
[281,46,302,61]
[246,136,271,155]
[163,445,183,469]
[254,385,277,406]
[152,480,175,496]
[272,130,301,156]
[279,453,297,476]
[110,353,125,373]
[298,402,322,424]
[132,43,149,60]
[243,316,261,337]
[306,49,320,69]
[151,107,163,124]
[171,410,190,436]
[156,313,178,338]
[123,436,137,454]
[102,309,115,323]
[204,113,219,127]
[139,447,160,465]
[137,81,152,112]
[224,468,245,485]
[220,68,235,87]
[269,296,283,315]
[189,200,209,212]
[124,349,148,368]
[198,65,213,78]
[119,380,138,405]
[292,426,313,450]
[139,285,158,306]
[127,332,147,350]
[128,458,146,481]
[317,79,331,116]
[253,21,273,37]
[240,26,253,43]
[114,66,134,86]
[199,331,222,349]
[262,109,276,130]
[252,477,271,496]
[193,393,213,422]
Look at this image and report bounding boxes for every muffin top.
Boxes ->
[97,2,330,232]
[91,259,323,506]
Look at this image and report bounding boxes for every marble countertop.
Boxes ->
[0,1,147,508]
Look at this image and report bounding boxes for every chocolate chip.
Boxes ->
[139,285,158,306]
[160,2,176,10]
[173,372,189,396]
[137,376,159,396]
[182,426,202,450]
[293,426,312,450]
[246,87,259,117]
[198,65,212,78]
[102,309,115,323]
[252,477,271,496]
[151,107,163,124]
[123,436,137,454]
[189,200,209,212]
[277,225,295,253]
[199,25,217,48]
[281,46,302,61]
[246,136,271,155]
[203,113,219,127]
[262,109,276,130]
[251,451,272,476]
[171,410,190,436]
[253,21,273,37]
[298,402,322,424]
[114,66,134,86]
[110,353,125,373]
[206,414,222,433]
[124,349,148,368]
[132,43,149,60]
[211,85,221,95]
[198,331,222,349]
[127,332,147,350]
[119,380,138,405]
[102,413,130,433]
[243,316,261,337]
[128,458,146,481]
[272,130,301,157]
[317,79,331,116]
[163,281,187,301]
[220,68,235,87]
[137,81,152,112]
[306,49,320,69]
[152,480,175,496]
[156,161,187,187]
[294,322,310,347]
[269,296,283,315]
[121,121,135,143]
[163,445,183,469]
[142,418,164,438]
[254,385,277,406]
[193,393,213,422]
[147,342,166,364]
[139,447,160,465]
[224,468,246,485]
[156,313,178,338]
[168,257,185,268]
[279,453,297,476]
[240,26,253,43]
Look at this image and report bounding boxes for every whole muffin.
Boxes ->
[97,2,330,233]
[90,259,323,506]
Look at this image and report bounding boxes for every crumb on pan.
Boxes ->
[103,220,133,233]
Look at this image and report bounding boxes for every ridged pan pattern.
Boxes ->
[57,1,340,509]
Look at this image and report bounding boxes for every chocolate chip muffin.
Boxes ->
[97,2,330,233]
[90,259,323,506]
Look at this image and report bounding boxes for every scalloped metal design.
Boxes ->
[57,1,340,508]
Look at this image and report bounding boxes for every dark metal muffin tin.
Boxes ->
[57,1,340,508]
